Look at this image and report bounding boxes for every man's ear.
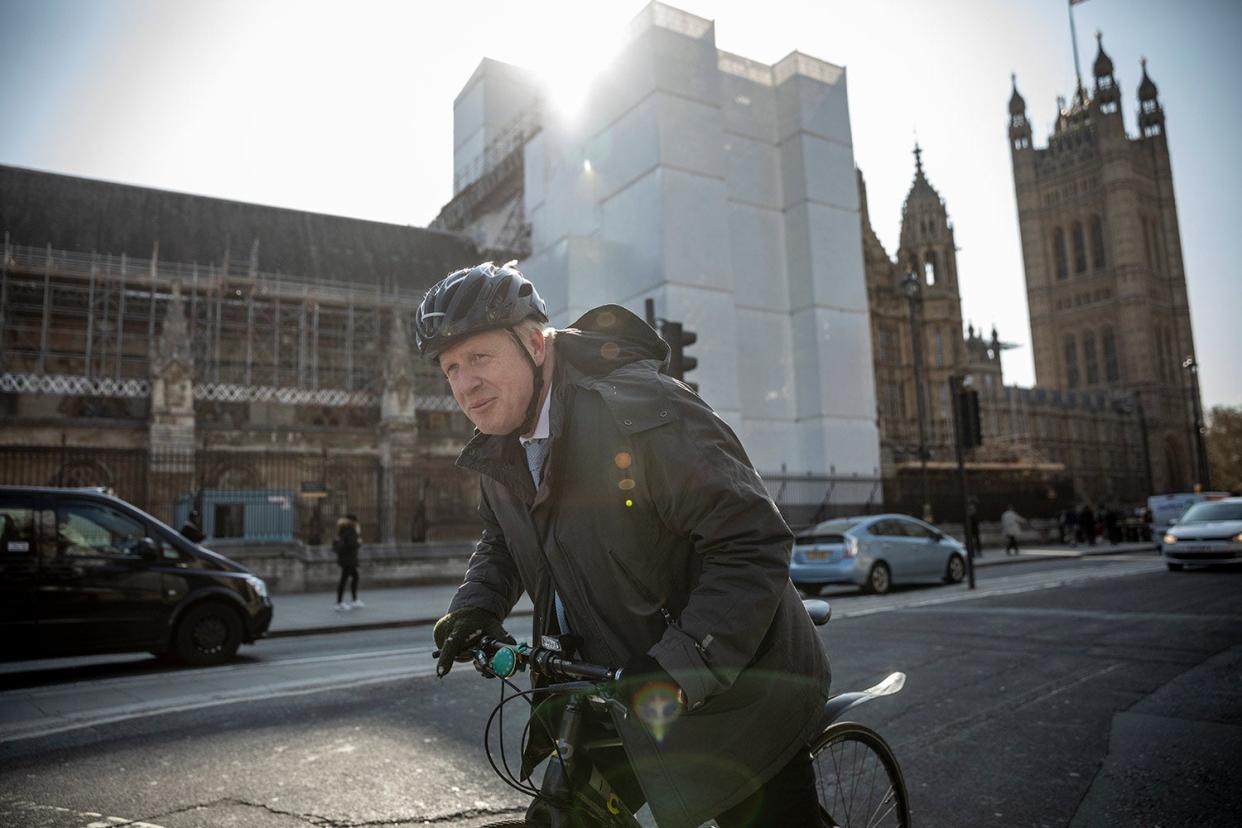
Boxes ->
[526,327,548,366]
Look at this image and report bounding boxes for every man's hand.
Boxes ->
[432,607,514,678]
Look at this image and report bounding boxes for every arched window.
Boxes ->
[1072,221,1087,273]
[1090,216,1106,269]
[1103,327,1119,382]
[1054,228,1068,280]
[1064,334,1079,388]
[1083,332,1099,385]
[924,250,938,285]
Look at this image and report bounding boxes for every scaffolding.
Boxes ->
[0,237,456,413]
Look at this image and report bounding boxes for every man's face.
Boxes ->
[439,328,543,435]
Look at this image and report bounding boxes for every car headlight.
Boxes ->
[1234,532,1242,543]
[1162,533,1177,545]
[242,574,268,599]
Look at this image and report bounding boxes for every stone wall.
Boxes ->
[217,540,475,594]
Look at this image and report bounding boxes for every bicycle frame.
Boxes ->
[473,640,642,827]
[536,691,642,827]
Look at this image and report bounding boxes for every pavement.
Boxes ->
[265,540,1158,637]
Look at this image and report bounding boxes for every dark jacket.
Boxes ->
[334,517,361,567]
[448,305,831,828]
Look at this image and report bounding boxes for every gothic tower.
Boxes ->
[897,146,966,449]
[1009,34,1200,492]
[862,149,978,467]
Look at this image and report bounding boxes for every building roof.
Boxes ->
[1,164,482,291]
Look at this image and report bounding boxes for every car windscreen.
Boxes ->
[1179,501,1242,523]
[795,533,846,545]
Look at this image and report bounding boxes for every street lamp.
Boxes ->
[1182,356,1211,491]
[902,271,931,521]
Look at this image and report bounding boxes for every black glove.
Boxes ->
[432,607,514,678]
[618,653,685,734]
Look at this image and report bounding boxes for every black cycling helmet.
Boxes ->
[414,261,548,360]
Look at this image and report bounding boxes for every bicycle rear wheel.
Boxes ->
[810,722,910,827]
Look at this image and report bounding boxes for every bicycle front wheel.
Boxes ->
[810,722,910,828]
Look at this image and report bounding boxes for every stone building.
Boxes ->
[0,164,490,543]
[1008,34,1201,493]
[861,144,1151,515]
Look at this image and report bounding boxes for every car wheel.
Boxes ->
[174,602,243,666]
[1166,562,1184,572]
[864,562,891,595]
[944,553,965,584]
[799,584,823,597]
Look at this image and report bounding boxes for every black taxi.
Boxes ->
[0,486,272,665]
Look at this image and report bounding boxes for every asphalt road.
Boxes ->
[1,555,1239,827]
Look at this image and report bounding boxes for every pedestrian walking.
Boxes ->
[1001,505,1024,555]
[1104,506,1120,545]
[1078,503,1097,547]
[333,514,364,610]
[179,509,205,544]
[1059,506,1078,546]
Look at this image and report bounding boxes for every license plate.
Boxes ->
[1176,544,1210,553]
[806,550,831,560]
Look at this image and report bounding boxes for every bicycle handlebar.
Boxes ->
[473,637,620,684]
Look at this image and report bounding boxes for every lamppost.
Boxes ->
[902,271,931,521]
[1182,356,1211,490]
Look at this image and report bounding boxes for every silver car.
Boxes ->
[1161,496,1242,571]
[789,513,968,595]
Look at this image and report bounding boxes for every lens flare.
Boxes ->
[633,682,681,741]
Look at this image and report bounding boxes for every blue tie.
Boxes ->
[524,439,570,633]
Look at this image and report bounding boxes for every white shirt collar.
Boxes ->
[519,381,553,446]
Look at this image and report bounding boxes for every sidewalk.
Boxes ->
[268,584,534,638]
[265,542,1159,638]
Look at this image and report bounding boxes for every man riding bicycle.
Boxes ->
[419,262,831,827]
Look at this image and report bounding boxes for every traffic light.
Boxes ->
[660,319,699,391]
[957,387,983,449]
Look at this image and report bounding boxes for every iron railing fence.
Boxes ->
[0,446,464,545]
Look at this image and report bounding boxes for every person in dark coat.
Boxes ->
[1060,506,1078,546]
[179,510,205,544]
[333,514,363,610]
[1078,502,1097,547]
[419,263,831,828]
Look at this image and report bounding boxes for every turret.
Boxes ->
[1092,32,1120,115]
[899,144,959,293]
[1137,57,1165,137]
[1008,74,1032,151]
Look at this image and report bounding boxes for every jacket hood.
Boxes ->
[336,517,360,532]
[555,305,669,378]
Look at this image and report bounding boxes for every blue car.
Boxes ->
[789,514,967,595]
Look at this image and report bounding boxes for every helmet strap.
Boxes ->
[510,329,545,437]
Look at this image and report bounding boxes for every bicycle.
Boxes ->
[464,599,909,827]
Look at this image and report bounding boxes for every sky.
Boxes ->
[1,0,1239,409]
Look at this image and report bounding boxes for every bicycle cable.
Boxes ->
[482,672,601,806]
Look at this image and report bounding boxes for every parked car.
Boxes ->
[790,513,967,596]
[0,486,272,665]
[1161,496,1242,571]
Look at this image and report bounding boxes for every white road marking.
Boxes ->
[0,798,167,827]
